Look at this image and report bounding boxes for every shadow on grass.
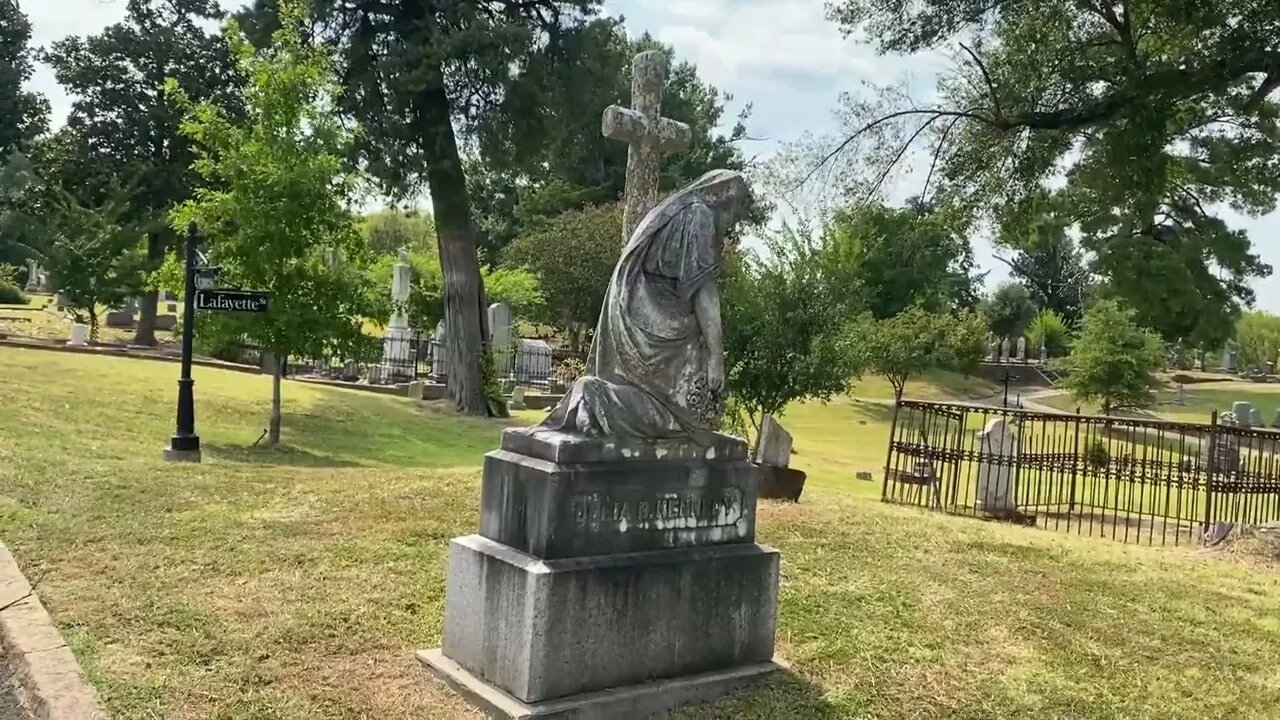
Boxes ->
[675,668,840,719]
[203,442,364,468]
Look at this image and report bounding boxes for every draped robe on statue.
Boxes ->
[536,178,728,445]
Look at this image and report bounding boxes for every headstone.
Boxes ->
[429,319,449,381]
[855,471,873,482]
[407,380,425,399]
[509,386,528,411]
[420,171,775,717]
[754,415,792,468]
[1173,384,1187,406]
[488,302,513,374]
[24,259,39,292]
[68,323,89,347]
[986,334,997,361]
[516,338,554,385]
[1233,401,1254,428]
[105,309,135,328]
[1251,407,1263,428]
[154,314,178,331]
[1000,337,1011,363]
[1016,337,1026,362]
[975,418,1018,515]
[602,50,694,240]
[381,248,414,382]
[54,292,69,309]
[1039,343,1048,363]
[1272,409,1280,428]
[1224,342,1239,372]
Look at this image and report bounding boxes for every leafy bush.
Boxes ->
[0,278,28,305]
[1026,309,1071,359]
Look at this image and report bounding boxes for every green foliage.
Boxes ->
[997,209,1088,325]
[483,266,544,322]
[1055,300,1164,415]
[0,277,26,305]
[825,0,1276,346]
[1026,310,1071,359]
[41,187,148,340]
[822,202,978,319]
[360,210,436,256]
[467,19,753,257]
[503,203,622,349]
[853,307,988,402]
[982,282,1038,341]
[722,227,862,439]
[1086,437,1110,470]
[1235,311,1280,373]
[365,251,443,331]
[0,0,48,155]
[171,2,373,430]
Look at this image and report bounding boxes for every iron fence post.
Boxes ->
[1204,410,1218,539]
[882,399,902,501]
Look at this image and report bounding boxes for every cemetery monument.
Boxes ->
[381,248,414,381]
[420,117,779,714]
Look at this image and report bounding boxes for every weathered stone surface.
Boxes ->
[501,427,747,465]
[419,649,779,720]
[154,314,178,331]
[438,534,780,704]
[105,310,134,329]
[754,415,793,468]
[480,444,757,559]
[758,465,806,502]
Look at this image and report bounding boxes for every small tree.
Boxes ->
[171,1,371,446]
[1056,300,1164,416]
[502,203,623,351]
[41,188,146,341]
[982,282,1037,342]
[722,229,861,447]
[1026,309,1071,359]
[856,307,987,402]
[1235,311,1280,373]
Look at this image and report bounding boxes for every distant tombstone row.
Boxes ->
[986,335,1047,364]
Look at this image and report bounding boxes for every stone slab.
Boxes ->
[501,427,747,465]
[440,534,779,704]
[0,544,108,720]
[754,415,793,468]
[758,465,806,502]
[419,648,781,720]
[480,448,758,558]
[162,447,202,463]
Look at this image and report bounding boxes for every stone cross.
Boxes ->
[603,50,693,240]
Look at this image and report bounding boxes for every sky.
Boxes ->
[20,0,1280,312]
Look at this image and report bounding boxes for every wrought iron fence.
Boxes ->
[883,400,1280,546]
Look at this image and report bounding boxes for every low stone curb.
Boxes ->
[0,545,108,720]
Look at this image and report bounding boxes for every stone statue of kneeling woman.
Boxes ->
[532,170,754,446]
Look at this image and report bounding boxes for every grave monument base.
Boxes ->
[418,649,781,720]
[422,429,781,718]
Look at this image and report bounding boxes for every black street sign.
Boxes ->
[195,289,270,313]
[194,266,221,291]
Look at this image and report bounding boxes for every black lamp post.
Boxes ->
[164,222,202,462]
[1001,368,1020,409]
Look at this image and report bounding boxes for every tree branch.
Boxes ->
[959,42,1001,120]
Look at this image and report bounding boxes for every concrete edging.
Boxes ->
[0,544,108,720]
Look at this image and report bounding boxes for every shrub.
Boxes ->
[1026,309,1071,358]
[0,278,28,305]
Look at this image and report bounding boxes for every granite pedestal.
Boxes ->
[421,428,781,719]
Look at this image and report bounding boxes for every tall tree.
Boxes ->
[0,0,47,156]
[43,0,241,346]
[822,201,979,319]
[981,282,1037,341]
[823,0,1277,341]
[468,19,752,260]
[240,0,599,415]
[996,207,1089,325]
[171,1,372,446]
[1056,299,1164,416]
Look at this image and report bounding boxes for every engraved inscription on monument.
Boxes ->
[571,488,744,532]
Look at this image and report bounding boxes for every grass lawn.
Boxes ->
[849,369,999,403]
[4,347,1280,718]
[1038,382,1280,426]
[0,293,177,346]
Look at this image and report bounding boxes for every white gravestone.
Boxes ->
[1039,343,1048,363]
[1251,407,1263,428]
[754,415,793,468]
[68,323,89,347]
[430,319,449,380]
[24,259,39,292]
[976,418,1018,515]
[1000,337,1011,363]
[381,248,414,381]
[488,302,513,376]
[1016,337,1026,362]
[1233,401,1254,428]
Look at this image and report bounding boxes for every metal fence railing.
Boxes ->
[883,400,1280,546]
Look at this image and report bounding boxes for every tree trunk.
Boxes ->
[415,74,489,415]
[132,232,165,346]
[269,359,283,446]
